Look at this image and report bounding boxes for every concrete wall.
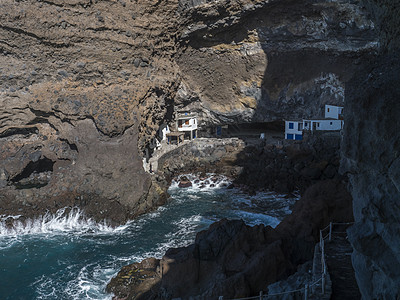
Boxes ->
[285,121,302,139]
[318,119,343,131]
[325,105,343,119]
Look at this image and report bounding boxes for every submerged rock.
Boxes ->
[178,176,192,188]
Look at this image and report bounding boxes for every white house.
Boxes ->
[158,124,170,141]
[285,120,304,140]
[285,104,344,140]
[325,105,344,120]
[177,112,198,140]
[303,118,343,131]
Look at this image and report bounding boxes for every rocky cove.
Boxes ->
[0,0,399,299]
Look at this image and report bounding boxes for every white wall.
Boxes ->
[285,121,303,139]
[325,105,343,119]
[178,118,198,131]
[318,119,343,130]
[161,126,170,140]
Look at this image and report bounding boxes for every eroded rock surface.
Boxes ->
[0,0,377,221]
[107,180,354,299]
[342,55,400,299]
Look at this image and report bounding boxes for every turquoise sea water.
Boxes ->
[0,175,298,299]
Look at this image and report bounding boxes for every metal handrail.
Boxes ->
[219,221,354,300]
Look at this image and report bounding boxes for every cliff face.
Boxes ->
[0,0,180,221]
[0,0,377,221]
[341,1,400,298]
[176,0,378,125]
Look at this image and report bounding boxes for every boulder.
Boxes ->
[178,176,192,188]
[108,179,354,299]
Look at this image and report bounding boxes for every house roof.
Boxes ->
[167,132,185,137]
[285,119,303,122]
[303,118,341,121]
[177,114,196,119]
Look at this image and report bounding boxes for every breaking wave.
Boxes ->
[0,173,299,299]
[0,207,123,236]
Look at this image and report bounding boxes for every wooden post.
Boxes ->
[304,283,308,300]
[259,291,263,300]
[329,222,332,241]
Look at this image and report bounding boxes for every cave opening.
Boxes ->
[11,157,55,187]
[199,120,284,138]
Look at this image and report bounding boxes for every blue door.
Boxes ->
[295,134,303,140]
[286,134,293,140]
[216,126,222,136]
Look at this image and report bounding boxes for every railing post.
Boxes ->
[320,230,323,248]
[259,291,263,300]
[329,222,332,241]
[321,241,325,273]
[304,283,308,300]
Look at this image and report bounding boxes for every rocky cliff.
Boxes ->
[340,1,400,299]
[0,0,378,222]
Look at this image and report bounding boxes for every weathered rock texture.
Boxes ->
[342,55,400,299]
[107,180,354,299]
[0,0,377,221]
[156,132,343,194]
[340,0,400,298]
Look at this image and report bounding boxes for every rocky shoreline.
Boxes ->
[107,179,353,299]
[106,131,352,299]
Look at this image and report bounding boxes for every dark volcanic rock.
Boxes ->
[341,54,400,299]
[107,179,353,299]
[178,176,192,188]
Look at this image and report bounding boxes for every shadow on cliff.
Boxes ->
[108,0,375,297]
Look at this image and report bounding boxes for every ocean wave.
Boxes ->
[169,173,232,192]
[0,207,126,236]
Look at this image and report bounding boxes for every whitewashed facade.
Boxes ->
[325,105,344,120]
[285,104,344,140]
[285,120,304,140]
[177,113,198,140]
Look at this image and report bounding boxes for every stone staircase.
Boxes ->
[325,228,361,300]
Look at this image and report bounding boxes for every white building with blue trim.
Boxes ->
[285,105,344,140]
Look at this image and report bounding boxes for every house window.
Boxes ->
[327,108,330,112]
[317,123,320,127]
[298,123,303,131]
[185,120,189,125]
[330,122,333,125]
[287,134,294,140]
[289,122,294,129]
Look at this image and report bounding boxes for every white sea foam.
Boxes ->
[0,207,125,236]
[234,211,281,228]
[169,173,232,192]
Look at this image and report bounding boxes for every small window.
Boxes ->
[298,123,303,131]
[330,122,333,125]
[289,122,294,129]
[317,123,320,127]
[327,108,330,112]
[185,120,189,125]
